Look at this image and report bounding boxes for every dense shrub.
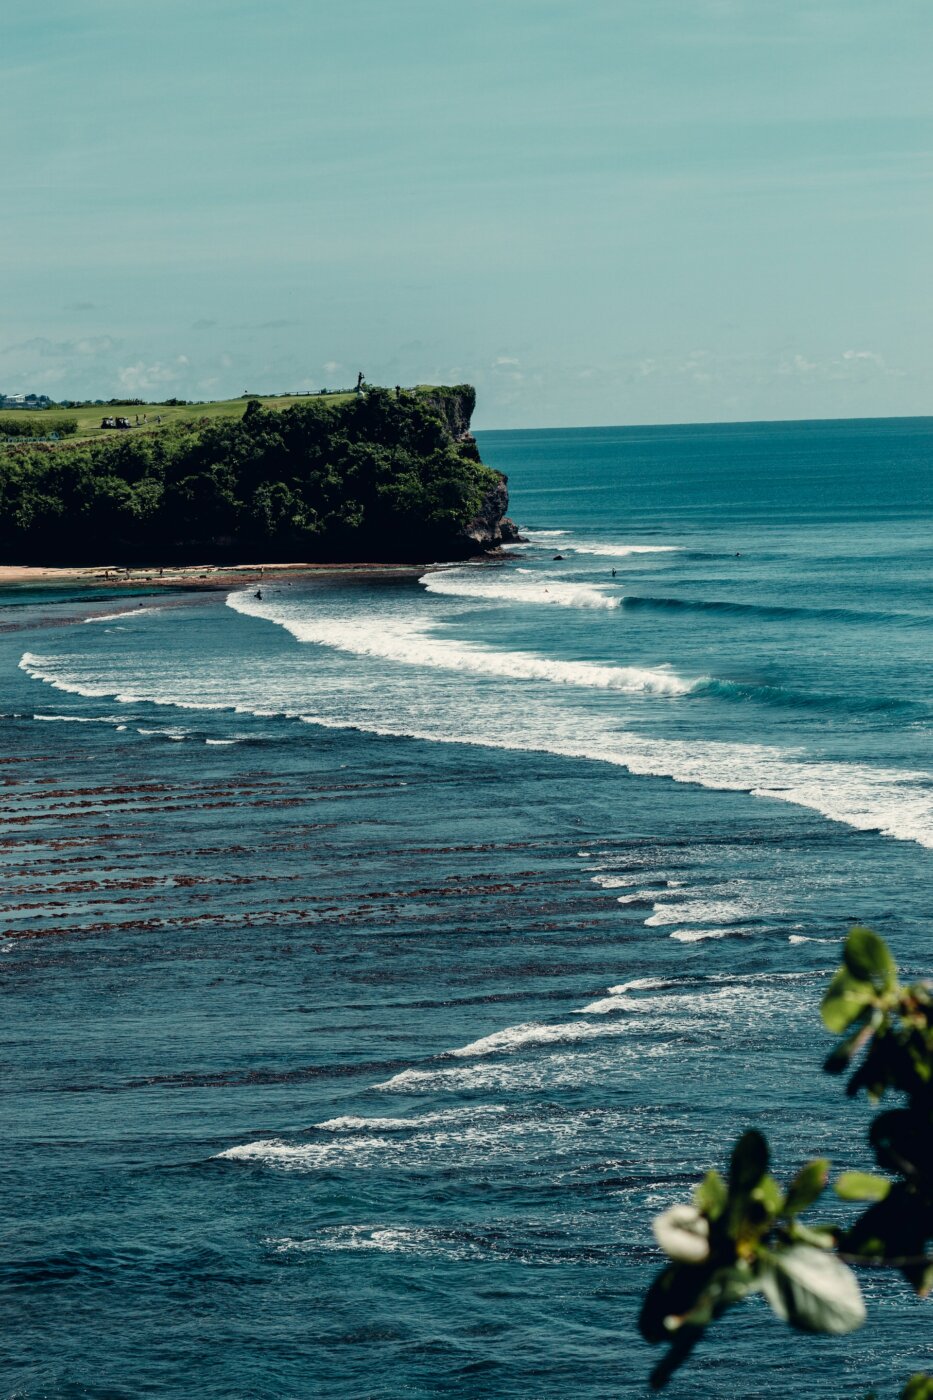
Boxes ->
[0,417,78,439]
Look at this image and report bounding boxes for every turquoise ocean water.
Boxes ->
[3,418,932,1396]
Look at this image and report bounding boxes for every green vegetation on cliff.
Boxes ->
[0,386,507,563]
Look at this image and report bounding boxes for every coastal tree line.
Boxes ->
[0,387,497,562]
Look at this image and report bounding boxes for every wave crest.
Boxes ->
[225,592,693,695]
[420,568,619,610]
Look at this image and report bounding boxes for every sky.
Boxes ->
[2,0,932,428]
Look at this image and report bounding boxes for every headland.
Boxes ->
[0,384,518,567]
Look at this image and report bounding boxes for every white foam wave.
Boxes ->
[33,713,121,725]
[445,1019,637,1058]
[375,1045,679,1094]
[84,606,161,623]
[269,1226,485,1260]
[218,1118,529,1170]
[288,715,933,851]
[20,597,933,854]
[419,568,619,610]
[579,977,737,1012]
[315,1107,505,1132]
[669,928,732,942]
[646,899,759,926]
[605,976,676,995]
[520,530,680,558]
[374,1061,597,1093]
[215,1137,392,1168]
[441,998,733,1058]
[225,593,691,695]
[571,543,682,558]
[379,985,751,1083]
[578,995,638,1014]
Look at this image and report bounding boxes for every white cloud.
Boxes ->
[2,335,120,359]
[778,353,818,375]
[116,361,184,395]
[842,349,885,366]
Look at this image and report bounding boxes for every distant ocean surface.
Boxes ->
[3,418,932,1397]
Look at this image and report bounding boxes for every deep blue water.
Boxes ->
[3,418,932,1397]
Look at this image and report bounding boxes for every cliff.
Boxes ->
[0,384,518,564]
[424,385,519,553]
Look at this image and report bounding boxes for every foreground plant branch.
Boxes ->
[638,927,932,1393]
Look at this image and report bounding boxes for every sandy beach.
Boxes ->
[0,561,431,590]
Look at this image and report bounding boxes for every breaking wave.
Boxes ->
[84,606,162,623]
[571,543,682,558]
[225,592,691,694]
[519,529,682,559]
[419,567,619,610]
[19,637,933,850]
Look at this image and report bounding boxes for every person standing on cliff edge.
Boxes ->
[356,371,364,393]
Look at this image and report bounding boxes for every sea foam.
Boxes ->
[225,592,693,695]
[419,567,619,610]
[571,543,682,558]
[19,588,933,855]
[84,606,162,623]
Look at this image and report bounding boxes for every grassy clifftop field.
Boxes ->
[0,391,361,442]
[0,386,515,564]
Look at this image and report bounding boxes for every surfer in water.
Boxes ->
[255,588,263,600]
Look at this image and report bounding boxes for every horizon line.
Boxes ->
[475,411,933,434]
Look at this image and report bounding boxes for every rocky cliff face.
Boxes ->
[425,386,520,555]
[458,474,520,554]
[421,385,477,442]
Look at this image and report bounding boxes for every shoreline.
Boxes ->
[0,561,441,590]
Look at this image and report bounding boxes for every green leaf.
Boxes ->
[759,1244,866,1334]
[752,1173,784,1219]
[843,926,897,994]
[638,1262,712,1344]
[823,1020,873,1075]
[834,1171,891,1203]
[784,1159,830,1216]
[729,1130,769,1193]
[693,1170,728,1221]
[677,1263,757,1329]
[821,967,876,1034]
[788,1221,836,1250]
[902,1376,933,1400]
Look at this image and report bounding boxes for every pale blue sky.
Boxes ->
[2,0,931,427]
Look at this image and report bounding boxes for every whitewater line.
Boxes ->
[225,591,694,696]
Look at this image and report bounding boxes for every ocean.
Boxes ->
[3,417,931,1397]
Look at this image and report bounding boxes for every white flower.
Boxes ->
[653,1204,710,1263]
